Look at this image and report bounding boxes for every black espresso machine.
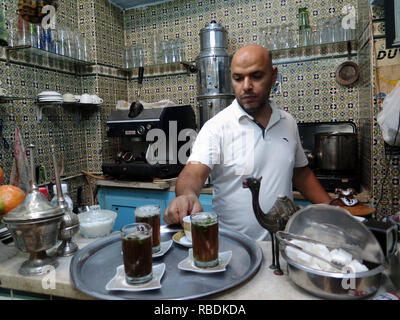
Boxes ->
[102,104,196,179]
[297,121,361,192]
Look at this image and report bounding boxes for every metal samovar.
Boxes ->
[196,21,234,128]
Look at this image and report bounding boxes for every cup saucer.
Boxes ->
[152,240,173,258]
[177,249,232,274]
[172,231,192,248]
[105,263,165,292]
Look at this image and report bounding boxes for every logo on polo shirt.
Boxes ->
[282,137,289,142]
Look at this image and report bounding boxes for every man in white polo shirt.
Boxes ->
[163,44,331,240]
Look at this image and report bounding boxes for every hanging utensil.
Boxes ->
[128,66,144,118]
[335,41,360,87]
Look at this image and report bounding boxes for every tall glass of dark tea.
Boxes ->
[135,205,161,253]
[191,212,219,268]
[121,223,153,284]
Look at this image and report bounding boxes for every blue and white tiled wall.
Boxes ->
[0,0,398,214]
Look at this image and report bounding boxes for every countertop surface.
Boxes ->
[0,230,396,301]
[96,178,371,201]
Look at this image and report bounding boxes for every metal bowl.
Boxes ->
[279,204,386,299]
[281,250,384,299]
[6,215,63,253]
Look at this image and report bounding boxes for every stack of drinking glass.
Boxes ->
[124,36,186,69]
[6,17,89,61]
[259,16,355,51]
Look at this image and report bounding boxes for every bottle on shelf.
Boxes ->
[298,7,311,47]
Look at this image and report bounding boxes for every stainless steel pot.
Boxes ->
[315,132,357,171]
[282,250,385,299]
[197,95,234,129]
[196,50,234,96]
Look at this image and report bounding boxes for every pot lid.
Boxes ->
[3,189,64,223]
[3,144,64,223]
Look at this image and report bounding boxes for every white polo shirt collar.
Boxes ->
[232,99,286,134]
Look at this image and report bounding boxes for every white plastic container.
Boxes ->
[50,183,73,211]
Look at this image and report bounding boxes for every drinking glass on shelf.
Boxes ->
[42,27,53,52]
[81,37,88,61]
[327,17,337,43]
[151,33,161,65]
[270,25,280,50]
[258,27,266,47]
[55,28,65,55]
[175,38,185,62]
[74,33,84,60]
[70,31,79,59]
[168,39,177,63]
[315,20,325,45]
[332,16,344,43]
[320,18,331,44]
[51,28,59,54]
[280,24,291,49]
[130,45,137,68]
[17,17,30,46]
[27,23,36,47]
[288,23,298,48]
[32,24,42,49]
[136,44,144,67]
[261,26,273,50]
[124,46,131,68]
[63,27,75,57]
[311,25,320,45]
[160,40,169,64]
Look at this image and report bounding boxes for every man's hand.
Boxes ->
[163,194,204,225]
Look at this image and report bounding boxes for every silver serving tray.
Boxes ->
[70,225,263,300]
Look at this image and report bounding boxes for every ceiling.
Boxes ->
[108,0,174,10]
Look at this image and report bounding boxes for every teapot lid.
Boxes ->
[3,143,63,223]
[200,21,227,33]
[3,188,64,223]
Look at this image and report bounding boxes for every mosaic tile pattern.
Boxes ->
[0,0,397,215]
[0,0,126,206]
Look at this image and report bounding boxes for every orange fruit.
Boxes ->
[0,185,25,215]
[0,166,3,184]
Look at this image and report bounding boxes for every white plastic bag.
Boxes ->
[377,81,400,146]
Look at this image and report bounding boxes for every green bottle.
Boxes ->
[298,7,311,47]
[0,6,9,46]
